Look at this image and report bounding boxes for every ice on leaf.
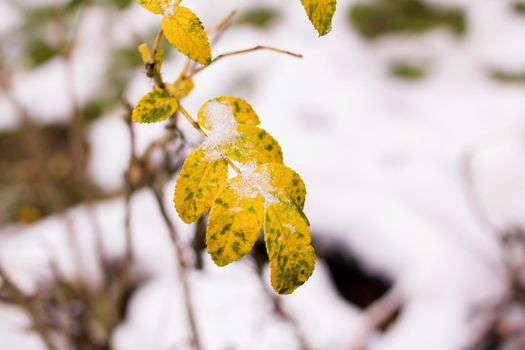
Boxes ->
[137,0,169,15]
[161,6,212,65]
[265,202,315,294]
[174,147,228,223]
[206,176,265,266]
[132,88,178,123]
[301,0,337,36]
[198,97,260,129]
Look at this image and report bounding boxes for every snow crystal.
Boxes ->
[201,101,239,161]
[232,164,279,206]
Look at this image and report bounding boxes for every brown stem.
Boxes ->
[151,186,203,350]
[0,266,58,350]
[188,46,303,78]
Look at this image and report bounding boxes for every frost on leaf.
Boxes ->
[132,88,178,123]
[161,6,212,65]
[206,177,264,266]
[265,202,315,294]
[137,0,169,14]
[198,97,260,129]
[228,126,283,165]
[174,147,228,223]
[301,0,337,36]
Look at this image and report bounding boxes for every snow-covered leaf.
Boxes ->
[174,147,228,223]
[264,202,315,294]
[206,177,265,266]
[162,6,211,65]
[132,88,178,123]
[301,0,337,36]
[198,97,260,130]
[228,126,283,165]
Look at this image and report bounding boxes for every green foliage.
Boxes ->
[26,38,57,67]
[489,68,525,84]
[513,1,525,15]
[390,60,427,80]
[236,7,281,29]
[348,0,466,40]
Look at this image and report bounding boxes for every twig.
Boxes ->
[188,45,303,78]
[348,284,404,350]
[0,266,58,350]
[151,186,203,350]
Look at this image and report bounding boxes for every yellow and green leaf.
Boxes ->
[198,97,260,130]
[227,126,283,165]
[137,0,169,15]
[174,147,228,223]
[206,177,265,266]
[132,88,178,123]
[262,163,306,208]
[264,202,315,294]
[300,0,337,36]
[162,6,212,65]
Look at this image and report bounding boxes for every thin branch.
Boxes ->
[0,266,58,350]
[188,45,303,78]
[348,284,404,350]
[151,186,203,350]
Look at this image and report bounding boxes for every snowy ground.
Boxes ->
[1,0,525,349]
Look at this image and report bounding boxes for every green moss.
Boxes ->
[348,0,466,40]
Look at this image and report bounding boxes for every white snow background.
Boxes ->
[1,0,525,349]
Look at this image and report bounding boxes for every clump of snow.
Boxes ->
[201,101,240,161]
[162,0,176,16]
[232,163,279,206]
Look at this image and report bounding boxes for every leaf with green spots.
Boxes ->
[132,88,178,123]
[174,147,228,223]
[137,0,168,14]
[206,177,265,266]
[300,0,337,36]
[262,163,306,208]
[227,126,283,165]
[264,202,315,294]
[197,96,260,130]
[162,6,211,65]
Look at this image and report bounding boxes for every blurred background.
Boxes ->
[1,0,525,349]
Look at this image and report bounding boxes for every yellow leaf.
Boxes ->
[264,202,315,294]
[262,163,306,208]
[172,77,194,98]
[227,126,283,165]
[206,177,265,266]
[138,43,153,64]
[137,0,169,15]
[162,6,212,65]
[174,147,228,223]
[300,0,337,36]
[197,97,260,130]
[132,88,178,123]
